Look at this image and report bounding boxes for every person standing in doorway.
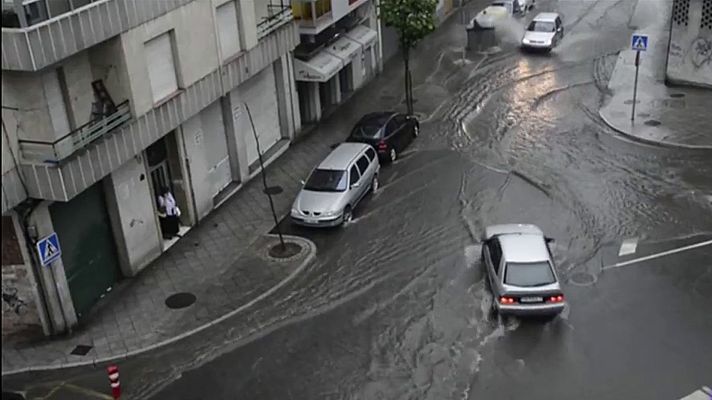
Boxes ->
[157,186,181,239]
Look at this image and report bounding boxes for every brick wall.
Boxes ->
[1,216,43,338]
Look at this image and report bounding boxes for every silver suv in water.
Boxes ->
[482,224,566,316]
[291,143,380,227]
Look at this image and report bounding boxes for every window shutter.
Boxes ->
[145,33,178,103]
[216,1,241,60]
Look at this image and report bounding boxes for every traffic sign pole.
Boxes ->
[631,50,640,122]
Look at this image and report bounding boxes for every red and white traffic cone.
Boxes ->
[107,364,121,399]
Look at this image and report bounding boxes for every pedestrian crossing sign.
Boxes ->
[36,232,62,266]
[631,34,648,51]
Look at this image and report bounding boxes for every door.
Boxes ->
[241,67,283,166]
[355,154,372,199]
[384,118,401,150]
[348,164,362,206]
[394,114,411,147]
[50,183,121,319]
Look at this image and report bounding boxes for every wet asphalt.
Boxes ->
[4,0,712,399]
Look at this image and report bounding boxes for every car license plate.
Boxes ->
[520,296,543,303]
[305,218,318,224]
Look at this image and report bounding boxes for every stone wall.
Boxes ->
[666,0,712,88]
[1,215,44,338]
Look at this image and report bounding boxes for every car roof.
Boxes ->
[533,12,560,22]
[318,142,370,170]
[358,112,396,126]
[499,233,550,263]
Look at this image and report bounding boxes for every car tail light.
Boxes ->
[499,296,516,304]
[548,294,564,303]
[377,140,388,150]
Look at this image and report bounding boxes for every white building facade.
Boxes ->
[1,0,300,336]
[291,0,382,124]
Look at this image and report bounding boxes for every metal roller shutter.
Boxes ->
[242,67,282,166]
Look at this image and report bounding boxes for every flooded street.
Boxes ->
[4,0,711,399]
[147,0,712,399]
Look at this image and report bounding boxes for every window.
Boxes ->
[527,20,555,32]
[487,240,503,274]
[356,156,370,175]
[365,148,377,161]
[351,122,384,139]
[145,32,179,104]
[385,119,399,135]
[504,262,556,287]
[304,169,347,192]
[394,114,408,127]
[349,165,360,186]
[216,1,241,60]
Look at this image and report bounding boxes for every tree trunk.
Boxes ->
[403,48,413,115]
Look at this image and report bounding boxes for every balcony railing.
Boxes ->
[257,4,294,39]
[19,101,131,164]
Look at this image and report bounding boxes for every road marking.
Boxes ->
[604,239,712,270]
[618,237,639,256]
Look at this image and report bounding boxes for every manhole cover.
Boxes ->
[569,272,596,286]
[268,242,302,259]
[670,93,685,98]
[644,120,662,126]
[165,293,197,309]
[70,344,93,356]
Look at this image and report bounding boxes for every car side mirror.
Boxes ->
[351,182,360,189]
[545,237,555,244]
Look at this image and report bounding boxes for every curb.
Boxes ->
[1,234,317,377]
[598,109,712,151]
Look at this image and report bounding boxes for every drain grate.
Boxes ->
[644,120,662,126]
[165,293,196,309]
[70,345,93,356]
[569,272,596,286]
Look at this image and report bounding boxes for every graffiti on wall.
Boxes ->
[2,286,28,315]
[690,36,712,68]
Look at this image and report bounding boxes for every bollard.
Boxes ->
[107,364,121,399]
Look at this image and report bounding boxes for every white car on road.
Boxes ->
[521,12,564,51]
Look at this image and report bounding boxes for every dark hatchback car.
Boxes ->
[346,112,419,162]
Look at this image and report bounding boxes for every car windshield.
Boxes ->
[304,169,347,192]
[351,123,384,139]
[528,21,556,32]
[504,262,556,287]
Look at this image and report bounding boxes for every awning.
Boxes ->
[345,25,378,48]
[324,36,362,63]
[294,51,343,82]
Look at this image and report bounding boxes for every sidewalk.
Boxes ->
[1,3,479,375]
[599,0,712,149]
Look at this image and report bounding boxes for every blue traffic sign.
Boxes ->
[631,34,649,51]
[37,233,61,266]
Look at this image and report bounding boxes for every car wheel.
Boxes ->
[413,124,420,138]
[371,175,379,193]
[342,206,353,225]
[389,148,397,162]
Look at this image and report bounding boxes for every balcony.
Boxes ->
[19,101,131,164]
[18,21,299,203]
[257,4,294,39]
[1,0,193,71]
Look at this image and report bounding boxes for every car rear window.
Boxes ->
[304,169,347,192]
[351,123,384,139]
[504,262,556,287]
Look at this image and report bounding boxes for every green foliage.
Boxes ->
[379,0,437,51]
